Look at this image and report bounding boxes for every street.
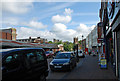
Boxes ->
[47,55,117,80]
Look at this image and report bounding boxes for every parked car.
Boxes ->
[92,52,96,56]
[1,48,49,81]
[54,51,61,56]
[45,51,54,58]
[78,50,85,58]
[50,52,77,71]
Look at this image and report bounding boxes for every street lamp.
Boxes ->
[82,35,84,51]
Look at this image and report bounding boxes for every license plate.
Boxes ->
[54,66,62,68]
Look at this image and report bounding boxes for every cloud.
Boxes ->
[2,18,47,29]
[64,8,73,15]
[2,17,19,26]
[52,23,67,32]
[15,23,96,42]
[51,8,73,24]
[50,23,96,41]
[17,27,57,40]
[52,15,71,24]
[51,23,77,41]
[73,12,98,16]
[76,23,96,37]
[2,0,33,14]
[23,20,48,29]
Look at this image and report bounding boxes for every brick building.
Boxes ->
[17,37,48,44]
[53,39,59,43]
[82,39,86,53]
[0,28,17,40]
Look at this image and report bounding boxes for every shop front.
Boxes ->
[110,1,120,79]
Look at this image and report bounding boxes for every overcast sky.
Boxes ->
[1,0,101,42]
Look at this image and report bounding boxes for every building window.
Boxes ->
[11,36,12,40]
[6,33,7,39]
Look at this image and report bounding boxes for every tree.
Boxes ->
[78,40,82,44]
[63,41,73,51]
[56,40,62,45]
[48,41,53,44]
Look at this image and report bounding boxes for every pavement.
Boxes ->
[47,55,118,81]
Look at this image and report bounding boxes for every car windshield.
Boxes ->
[45,51,50,54]
[55,53,71,59]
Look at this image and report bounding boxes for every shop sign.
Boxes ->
[107,0,115,19]
[100,59,107,68]
[107,0,120,26]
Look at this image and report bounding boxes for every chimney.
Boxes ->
[29,37,31,39]
[37,37,40,39]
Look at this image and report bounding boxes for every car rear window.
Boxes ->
[55,53,71,59]
[45,51,50,54]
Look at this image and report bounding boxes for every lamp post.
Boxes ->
[82,35,84,51]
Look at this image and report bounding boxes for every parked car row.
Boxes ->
[45,51,54,58]
[75,50,85,58]
[45,51,61,58]
[78,50,85,58]
[1,48,83,81]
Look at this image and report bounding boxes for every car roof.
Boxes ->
[60,52,73,54]
[0,48,43,57]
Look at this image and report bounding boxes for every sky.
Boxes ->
[1,0,101,42]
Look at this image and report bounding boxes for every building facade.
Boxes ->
[73,37,78,44]
[97,22,105,54]
[92,26,98,54]
[58,44,64,51]
[53,39,59,43]
[85,26,98,54]
[0,28,17,40]
[82,39,86,53]
[99,0,120,79]
[17,37,48,44]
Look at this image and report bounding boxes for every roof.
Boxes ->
[0,48,43,52]
[60,52,73,53]
[0,39,59,49]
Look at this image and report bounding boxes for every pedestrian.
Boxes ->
[96,50,98,55]
[88,50,91,55]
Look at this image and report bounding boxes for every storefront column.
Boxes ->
[115,32,118,77]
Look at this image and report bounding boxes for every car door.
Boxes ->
[2,51,22,80]
[23,49,47,78]
[22,49,37,78]
[33,49,48,76]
